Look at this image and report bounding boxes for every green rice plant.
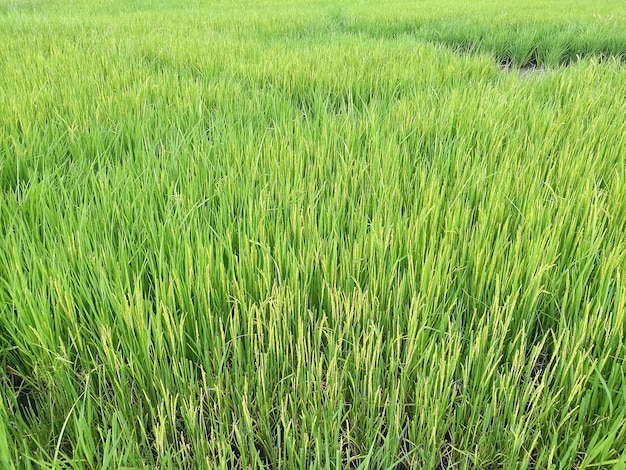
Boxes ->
[1,0,625,468]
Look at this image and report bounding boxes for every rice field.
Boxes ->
[1,0,625,468]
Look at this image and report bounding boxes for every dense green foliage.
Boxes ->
[1,0,625,468]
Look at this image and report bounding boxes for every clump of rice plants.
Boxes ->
[1,0,625,468]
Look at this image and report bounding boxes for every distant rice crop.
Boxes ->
[1,0,625,468]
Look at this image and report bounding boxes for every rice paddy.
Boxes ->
[1,0,625,468]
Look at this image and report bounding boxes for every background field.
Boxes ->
[1,0,625,468]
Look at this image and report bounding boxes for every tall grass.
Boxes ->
[1,0,625,468]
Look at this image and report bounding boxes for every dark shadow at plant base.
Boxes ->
[4,368,39,423]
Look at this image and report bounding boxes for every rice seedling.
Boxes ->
[1,0,625,468]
